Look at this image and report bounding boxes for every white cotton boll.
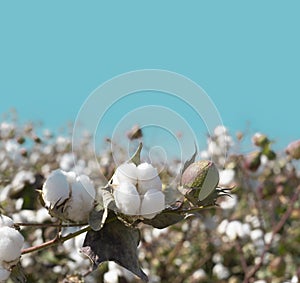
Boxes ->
[137,163,162,195]
[0,266,11,281]
[225,220,247,241]
[217,219,229,235]
[212,263,229,279]
[59,153,76,171]
[65,175,96,222]
[208,141,222,156]
[114,182,140,215]
[115,163,137,185]
[0,227,24,262]
[219,194,237,210]
[42,169,70,207]
[0,122,14,139]
[140,189,165,219]
[0,215,14,228]
[12,170,35,190]
[219,169,235,187]
[214,125,228,136]
[104,270,119,283]
[250,229,263,242]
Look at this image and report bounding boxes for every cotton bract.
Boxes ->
[112,162,165,219]
[42,169,96,223]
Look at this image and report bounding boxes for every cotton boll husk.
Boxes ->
[65,176,96,223]
[0,215,14,228]
[0,266,10,281]
[0,227,24,262]
[42,169,70,207]
[115,163,137,185]
[140,189,165,219]
[137,163,162,194]
[113,182,140,215]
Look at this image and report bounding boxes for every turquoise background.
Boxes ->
[1,1,299,153]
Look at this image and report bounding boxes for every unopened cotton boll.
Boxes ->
[0,226,24,263]
[114,163,137,186]
[137,163,162,195]
[140,189,165,219]
[0,266,11,281]
[0,215,14,228]
[42,169,70,207]
[114,182,141,215]
[65,175,96,223]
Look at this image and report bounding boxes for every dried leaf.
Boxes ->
[82,215,148,282]
[10,262,27,283]
[181,144,197,178]
[130,142,143,166]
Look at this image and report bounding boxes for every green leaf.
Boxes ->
[81,215,148,282]
[130,142,143,166]
[142,210,184,229]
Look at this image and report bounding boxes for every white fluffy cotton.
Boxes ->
[137,163,162,194]
[42,169,96,223]
[113,162,165,218]
[0,266,11,281]
[140,189,165,219]
[0,226,24,262]
[113,182,141,215]
[65,175,96,222]
[114,163,138,186]
[42,169,70,207]
[0,215,14,228]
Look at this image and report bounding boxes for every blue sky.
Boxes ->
[1,1,299,157]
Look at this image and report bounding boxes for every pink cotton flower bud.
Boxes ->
[285,140,300,160]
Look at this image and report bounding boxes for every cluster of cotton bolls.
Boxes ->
[200,125,234,166]
[42,169,96,223]
[0,215,24,282]
[112,162,165,219]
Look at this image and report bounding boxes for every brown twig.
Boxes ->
[21,226,90,255]
[16,222,88,228]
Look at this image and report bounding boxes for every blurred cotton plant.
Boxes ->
[1,115,300,283]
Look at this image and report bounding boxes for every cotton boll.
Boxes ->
[115,163,137,185]
[0,215,14,228]
[140,189,165,219]
[212,263,229,279]
[0,227,24,262]
[137,163,162,194]
[219,169,235,187]
[114,182,140,215]
[0,266,10,281]
[65,175,96,223]
[42,169,70,207]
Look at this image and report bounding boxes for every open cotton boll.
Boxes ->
[0,226,24,262]
[0,266,11,282]
[137,163,162,195]
[115,163,137,186]
[219,169,235,187]
[114,182,140,215]
[65,175,96,223]
[140,189,165,219]
[0,215,14,228]
[42,169,70,207]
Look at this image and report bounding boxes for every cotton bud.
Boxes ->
[286,140,300,160]
[137,163,162,194]
[252,133,269,148]
[244,151,261,172]
[140,189,165,219]
[181,160,219,205]
[113,182,141,215]
[127,124,143,140]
